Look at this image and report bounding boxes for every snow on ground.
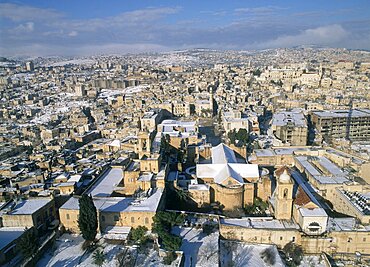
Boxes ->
[151,54,200,66]
[299,255,327,267]
[48,59,96,67]
[36,234,123,267]
[172,226,219,267]
[98,85,148,99]
[220,240,285,267]
[31,98,90,124]
[37,233,182,267]
[134,247,181,267]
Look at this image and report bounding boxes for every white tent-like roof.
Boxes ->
[197,144,259,184]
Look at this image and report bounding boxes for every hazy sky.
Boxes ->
[0,0,369,56]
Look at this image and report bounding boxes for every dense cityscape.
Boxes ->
[0,47,369,267]
[1,1,370,267]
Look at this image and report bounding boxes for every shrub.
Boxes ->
[283,241,303,267]
[163,251,177,265]
[260,247,276,266]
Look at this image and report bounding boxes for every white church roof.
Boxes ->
[197,144,259,184]
[211,143,237,164]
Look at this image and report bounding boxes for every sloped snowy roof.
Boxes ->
[197,163,259,184]
[211,144,237,164]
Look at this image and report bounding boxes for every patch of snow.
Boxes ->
[172,226,219,267]
[299,255,327,267]
[220,240,284,267]
[36,234,123,267]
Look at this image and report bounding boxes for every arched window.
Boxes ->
[307,222,321,232]
[283,188,288,198]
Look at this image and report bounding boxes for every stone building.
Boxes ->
[59,163,165,237]
[0,198,56,230]
[195,144,269,210]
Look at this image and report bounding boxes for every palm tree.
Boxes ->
[93,250,105,266]
[175,188,191,203]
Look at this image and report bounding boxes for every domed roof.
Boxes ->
[279,169,291,183]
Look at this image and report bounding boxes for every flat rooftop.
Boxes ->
[61,188,163,213]
[295,156,350,184]
[4,198,52,215]
[86,167,123,197]
[221,217,299,230]
[312,109,370,118]
[271,111,307,127]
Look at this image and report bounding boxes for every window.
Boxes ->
[66,214,70,220]
[283,188,288,198]
[114,215,119,221]
[131,217,135,223]
[308,222,321,232]
[280,236,283,241]
[102,215,105,222]
[145,217,149,224]
[363,238,366,242]
[292,236,295,242]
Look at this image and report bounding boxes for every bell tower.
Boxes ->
[274,167,294,220]
[137,131,151,158]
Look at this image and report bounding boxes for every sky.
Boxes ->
[0,0,369,56]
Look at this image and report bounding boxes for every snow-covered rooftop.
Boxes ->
[212,143,237,164]
[6,198,52,215]
[272,110,307,127]
[61,188,163,213]
[221,217,299,230]
[197,163,259,185]
[312,108,370,118]
[0,227,26,251]
[86,167,123,197]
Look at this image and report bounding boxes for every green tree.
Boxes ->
[253,69,262,77]
[129,226,148,244]
[78,194,98,242]
[235,128,249,145]
[160,134,171,160]
[154,211,185,229]
[228,129,237,145]
[245,197,269,215]
[283,241,303,267]
[93,250,105,266]
[18,227,38,259]
[161,232,182,251]
[152,212,184,251]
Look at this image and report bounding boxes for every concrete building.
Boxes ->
[271,110,308,146]
[311,109,370,142]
